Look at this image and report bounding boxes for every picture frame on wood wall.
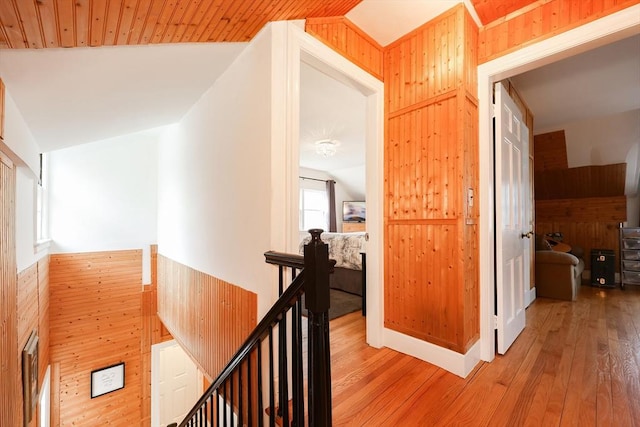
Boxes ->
[90,362,125,398]
[22,331,39,426]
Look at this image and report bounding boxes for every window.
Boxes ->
[299,188,328,231]
[36,153,49,246]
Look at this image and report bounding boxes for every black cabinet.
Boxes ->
[591,249,615,287]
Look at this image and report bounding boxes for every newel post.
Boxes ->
[303,229,332,426]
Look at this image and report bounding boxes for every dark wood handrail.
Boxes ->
[265,250,336,272]
[264,250,305,269]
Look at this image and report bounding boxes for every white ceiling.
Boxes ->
[511,34,640,134]
[0,43,247,151]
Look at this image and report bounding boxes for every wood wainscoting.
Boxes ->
[157,254,257,381]
[1,149,19,427]
[49,250,144,426]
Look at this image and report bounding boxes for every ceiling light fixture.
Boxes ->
[315,139,340,157]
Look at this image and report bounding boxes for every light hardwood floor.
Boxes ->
[330,284,640,426]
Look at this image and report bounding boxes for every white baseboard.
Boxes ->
[382,328,481,378]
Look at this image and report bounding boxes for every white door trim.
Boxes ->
[272,21,385,347]
[478,5,640,362]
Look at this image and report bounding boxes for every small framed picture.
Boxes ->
[22,331,39,426]
[90,362,125,398]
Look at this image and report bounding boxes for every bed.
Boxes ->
[299,232,367,315]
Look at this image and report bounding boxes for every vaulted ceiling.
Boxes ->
[0,0,537,49]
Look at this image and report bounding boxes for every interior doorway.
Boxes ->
[478,6,640,363]
[277,22,384,347]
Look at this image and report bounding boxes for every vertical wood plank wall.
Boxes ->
[383,5,479,354]
[141,245,172,427]
[478,0,639,63]
[16,259,50,427]
[49,250,143,425]
[0,148,19,427]
[157,254,258,380]
[305,17,384,81]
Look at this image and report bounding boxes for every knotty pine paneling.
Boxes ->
[305,17,384,80]
[0,0,361,49]
[141,245,171,427]
[49,250,143,426]
[0,150,18,427]
[385,223,465,351]
[471,0,538,25]
[16,259,49,427]
[38,256,50,388]
[478,0,639,63]
[17,265,39,427]
[534,130,568,171]
[537,220,622,273]
[536,196,627,223]
[536,164,627,200]
[386,96,461,220]
[157,255,257,380]
[384,4,480,353]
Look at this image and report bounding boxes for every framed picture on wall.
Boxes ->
[91,362,125,398]
[22,331,39,426]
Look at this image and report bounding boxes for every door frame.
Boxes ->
[151,339,204,427]
[272,22,385,347]
[478,5,640,362]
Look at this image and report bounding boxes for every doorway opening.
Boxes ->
[479,6,640,362]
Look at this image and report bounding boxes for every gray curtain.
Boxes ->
[326,180,337,232]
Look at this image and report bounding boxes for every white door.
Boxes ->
[152,340,203,427]
[495,83,530,354]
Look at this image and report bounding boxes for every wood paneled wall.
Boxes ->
[383,5,479,354]
[305,17,384,80]
[534,130,568,171]
[141,245,172,427]
[50,250,143,426]
[536,164,627,200]
[157,254,257,380]
[16,259,50,427]
[478,0,639,63]
[0,149,18,427]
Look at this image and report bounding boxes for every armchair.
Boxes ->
[535,250,585,301]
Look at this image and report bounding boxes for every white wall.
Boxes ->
[157,25,274,317]
[556,109,640,225]
[2,90,40,174]
[1,87,48,272]
[48,128,160,270]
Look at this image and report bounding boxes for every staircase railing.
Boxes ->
[179,229,333,426]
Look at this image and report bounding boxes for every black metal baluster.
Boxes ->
[247,353,252,427]
[279,265,284,296]
[268,330,275,427]
[291,297,304,426]
[257,343,263,427]
[230,373,235,425]
[278,311,289,427]
[223,381,228,427]
[238,361,244,426]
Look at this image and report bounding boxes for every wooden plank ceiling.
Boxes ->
[0,0,538,49]
[0,0,362,48]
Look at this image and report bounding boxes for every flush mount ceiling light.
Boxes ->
[315,139,340,157]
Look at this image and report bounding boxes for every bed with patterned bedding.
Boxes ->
[299,231,366,297]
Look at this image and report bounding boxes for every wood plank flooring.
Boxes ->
[330,284,640,426]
